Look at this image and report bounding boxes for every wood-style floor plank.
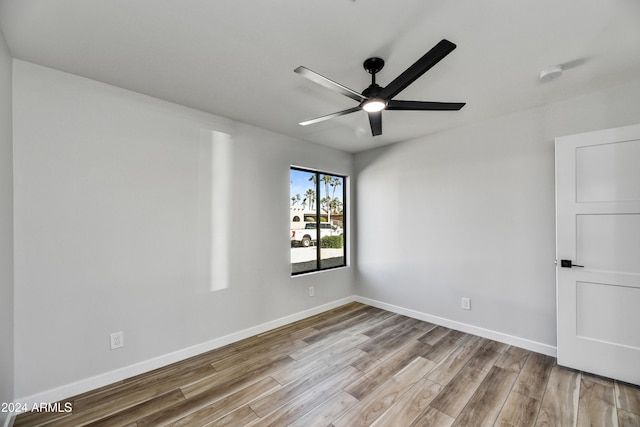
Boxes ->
[422,330,468,363]
[535,365,581,427]
[288,391,358,427]
[271,347,367,386]
[494,391,541,427]
[180,354,293,399]
[245,365,362,427]
[86,389,186,427]
[617,381,640,416]
[426,335,485,386]
[344,339,431,400]
[358,324,427,360]
[410,406,455,427]
[333,356,436,427]
[370,377,442,427]
[429,346,502,419]
[619,409,640,427]
[248,362,348,418]
[576,376,618,427]
[512,352,555,401]
[418,325,451,345]
[451,366,519,427]
[13,303,640,427]
[138,376,279,427]
[199,404,258,427]
[495,345,530,374]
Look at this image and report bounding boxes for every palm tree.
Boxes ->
[330,176,341,197]
[329,177,342,213]
[330,198,343,216]
[307,175,317,214]
[305,188,315,211]
[320,196,331,217]
[317,175,333,221]
[290,193,301,206]
[321,175,332,199]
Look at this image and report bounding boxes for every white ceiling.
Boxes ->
[1,0,639,153]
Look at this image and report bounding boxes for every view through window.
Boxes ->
[290,167,346,275]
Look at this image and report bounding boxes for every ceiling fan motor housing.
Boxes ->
[362,83,383,98]
[363,57,385,74]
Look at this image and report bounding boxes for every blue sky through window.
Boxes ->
[290,169,344,212]
[290,169,315,206]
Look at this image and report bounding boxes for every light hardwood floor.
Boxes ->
[14,302,640,426]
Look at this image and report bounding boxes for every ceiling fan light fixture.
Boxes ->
[362,98,386,112]
[295,39,464,136]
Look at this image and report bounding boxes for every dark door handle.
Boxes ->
[560,259,584,268]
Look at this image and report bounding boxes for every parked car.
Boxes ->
[291,222,343,247]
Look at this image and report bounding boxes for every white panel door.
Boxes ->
[556,123,640,386]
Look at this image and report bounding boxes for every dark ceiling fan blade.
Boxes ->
[387,100,465,111]
[380,39,456,100]
[368,111,382,136]
[295,66,366,103]
[299,107,361,126]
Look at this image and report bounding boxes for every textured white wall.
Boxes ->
[12,60,355,399]
[0,26,14,426]
[355,78,640,349]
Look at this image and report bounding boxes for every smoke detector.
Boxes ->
[540,65,563,82]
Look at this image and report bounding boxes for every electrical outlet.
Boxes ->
[110,332,124,350]
[309,286,315,297]
[461,298,471,310]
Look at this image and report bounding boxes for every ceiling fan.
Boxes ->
[294,39,465,136]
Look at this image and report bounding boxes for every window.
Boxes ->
[290,167,346,275]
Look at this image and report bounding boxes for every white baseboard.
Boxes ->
[355,296,557,357]
[2,413,15,427]
[14,296,357,407]
[14,294,556,408]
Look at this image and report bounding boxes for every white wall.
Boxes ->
[11,52,640,405]
[12,60,355,400]
[0,26,14,427]
[355,78,640,352]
